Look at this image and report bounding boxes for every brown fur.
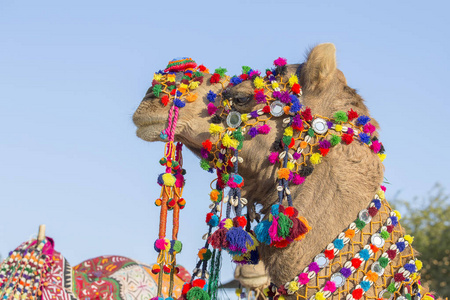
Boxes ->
[133,44,420,299]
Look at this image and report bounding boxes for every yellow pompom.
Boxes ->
[153,73,163,81]
[287,161,295,170]
[222,134,239,149]
[278,296,285,300]
[179,83,188,90]
[263,288,270,297]
[422,295,434,300]
[377,189,385,200]
[315,292,326,300]
[404,235,414,244]
[167,74,176,82]
[272,82,279,89]
[288,281,299,292]
[415,259,423,270]
[235,288,242,296]
[162,173,176,186]
[254,77,265,89]
[241,114,249,122]
[410,273,418,280]
[289,74,298,87]
[393,210,402,219]
[378,153,387,161]
[164,238,171,251]
[284,126,293,136]
[269,214,273,221]
[310,153,323,165]
[224,218,233,229]
[209,124,224,135]
[189,81,200,89]
[216,161,222,168]
[335,124,343,132]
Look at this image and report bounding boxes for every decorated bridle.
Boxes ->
[148,57,428,300]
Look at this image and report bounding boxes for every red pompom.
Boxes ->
[266,70,272,76]
[240,74,249,80]
[170,89,176,96]
[206,212,213,223]
[272,239,290,248]
[394,273,405,282]
[291,83,301,94]
[197,65,207,72]
[163,265,171,274]
[370,244,379,253]
[234,216,247,228]
[347,109,358,121]
[301,107,313,122]
[352,288,364,300]
[210,73,221,84]
[386,224,394,233]
[324,249,335,260]
[341,134,353,145]
[351,258,362,268]
[161,95,169,106]
[319,148,330,156]
[387,249,397,260]
[182,283,192,295]
[368,206,378,217]
[202,139,213,152]
[263,105,271,113]
[192,279,206,288]
[284,206,295,217]
[292,121,304,131]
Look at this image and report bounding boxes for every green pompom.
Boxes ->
[233,129,244,150]
[406,294,412,300]
[333,111,348,123]
[221,173,229,183]
[173,240,183,253]
[387,282,397,293]
[194,71,203,77]
[152,84,162,97]
[167,85,175,91]
[277,213,293,238]
[282,135,292,147]
[355,219,366,230]
[182,75,190,81]
[214,67,227,77]
[187,287,210,300]
[378,256,389,268]
[200,159,210,171]
[330,134,341,146]
[307,128,315,137]
[159,158,167,165]
[203,249,212,261]
[380,230,390,240]
[242,66,251,74]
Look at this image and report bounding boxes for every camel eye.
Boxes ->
[234,95,252,105]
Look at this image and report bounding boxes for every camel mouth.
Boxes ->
[133,115,167,142]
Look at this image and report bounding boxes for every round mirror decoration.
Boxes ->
[226,111,242,128]
[314,253,329,268]
[379,289,393,300]
[270,100,285,117]
[311,118,328,134]
[371,233,385,248]
[330,272,346,288]
[359,209,372,224]
[371,261,385,276]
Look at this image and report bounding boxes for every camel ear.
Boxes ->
[302,43,337,92]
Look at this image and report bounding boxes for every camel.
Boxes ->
[133,44,429,300]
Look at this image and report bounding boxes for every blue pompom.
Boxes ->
[361,280,371,292]
[226,227,253,254]
[232,174,243,185]
[255,220,272,245]
[396,241,406,252]
[176,91,182,97]
[290,101,301,113]
[174,99,186,108]
[157,173,164,186]
[359,133,371,144]
[333,239,345,250]
[207,90,217,102]
[208,215,220,227]
[356,115,371,126]
[404,263,416,273]
[359,249,370,261]
[271,204,280,216]
[230,76,243,86]
[372,199,381,209]
[390,216,398,226]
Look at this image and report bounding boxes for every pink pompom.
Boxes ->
[274,57,287,66]
[155,238,168,250]
[208,103,217,116]
[380,185,386,192]
[370,140,381,153]
[363,123,376,135]
[258,124,271,134]
[268,152,279,164]
[324,281,337,293]
[298,272,310,285]
[292,174,305,185]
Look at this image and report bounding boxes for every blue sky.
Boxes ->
[1,0,449,286]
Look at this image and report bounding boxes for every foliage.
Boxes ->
[391,184,450,298]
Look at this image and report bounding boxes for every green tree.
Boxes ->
[392,184,450,298]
